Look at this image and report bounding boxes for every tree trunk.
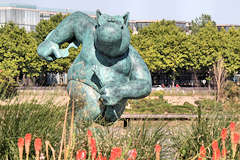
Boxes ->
[23,74,26,86]
[208,80,211,90]
[213,59,226,102]
[193,71,200,87]
[172,81,175,88]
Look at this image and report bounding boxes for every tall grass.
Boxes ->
[172,101,239,159]
[86,121,169,159]
[0,102,65,159]
[0,97,169,159]
[15,120,169,160]
[58,105,169,160]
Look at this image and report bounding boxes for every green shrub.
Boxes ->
[0,75,18,99]
[223,100,240,112]
[171,102,196,114]
[126,98,196,114]
[224,81,240,101]
[195,99,223,112]
[0,102,65,159]
[151,91,165,99]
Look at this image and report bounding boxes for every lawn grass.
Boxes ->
[126,94,240,115]
[126,98,196,114]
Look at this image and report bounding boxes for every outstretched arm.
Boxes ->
[37,11,96,61]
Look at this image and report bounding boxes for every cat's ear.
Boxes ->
[123,12,129,26]
[96,9,102,21]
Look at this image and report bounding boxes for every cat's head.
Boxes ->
[94,10,130,58]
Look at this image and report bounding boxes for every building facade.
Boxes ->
[0,3,40,31]
[129,20,191,34]
[216,24,240,31]
[1,3,239,33]
[0,3,73,32]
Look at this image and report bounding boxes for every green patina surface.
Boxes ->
[37,10,152,125]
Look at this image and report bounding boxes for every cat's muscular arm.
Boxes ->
[120,45,152,99]
[99,45,152,106]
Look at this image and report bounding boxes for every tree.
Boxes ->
[191,14,216,34]
[188,21,240,88]
[131,20,190,86]
[187,22,220,87]
[224,27,240,75]
[0,23,43,84]
[34,13,68,44]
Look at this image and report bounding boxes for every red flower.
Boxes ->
[96,152,102,160]
[199,145,206,158]
[24,133,32,146]
[88,130,93,137]
[155,144,161,153]
[110,147,122,160]
[221,128,227,141]
[212,140,218,151]
[18,137,24,160]
[34,138,42,152]
[24,133,32,160]
[222,148,227,157]
[212,152,215,160]
[102,157,107,160]
[18,137,24,148]
[76,150,87,160]
[127,149,137,160]
[91,137,96,146]
[212,149,221,160]
[233,132,240,144]
[216,148,221,160]
[91,138,97,159]
[230,122,236,132]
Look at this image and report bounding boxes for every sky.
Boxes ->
[2,0,240,24]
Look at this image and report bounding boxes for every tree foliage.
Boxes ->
[187,22,220,75]
[131,17,240,85]
[0,23,42,78]
[191,14,216,34]
[0,23,41,94]
[189,22,240,76]
[0,13,239,87]
[131,20,190,83]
